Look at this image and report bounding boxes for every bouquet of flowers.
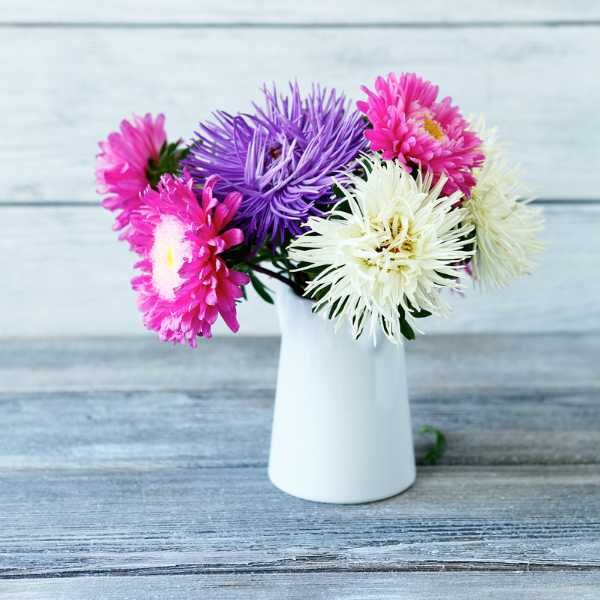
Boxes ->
[96,73,543,347]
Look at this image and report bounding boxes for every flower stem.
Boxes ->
[247,262,304,297]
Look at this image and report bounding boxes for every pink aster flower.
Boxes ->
[129,173,249,346]
[96,113,167,234]
[357,73,484,196]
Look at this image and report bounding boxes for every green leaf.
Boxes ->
[418,425,447,466]
[145,139,190,188]
[402,299,432,320]
[332,183,346,199]
[400,317,416,341]
[249,271,274,304]
[410,308,432,319]
[328,295,349,320]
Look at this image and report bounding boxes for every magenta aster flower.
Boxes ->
[357,73,484,197]
[96,113,167,234]
[129,174,249,346]
[185,83,367,247]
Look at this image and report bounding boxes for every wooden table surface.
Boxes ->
[1,334,599,599]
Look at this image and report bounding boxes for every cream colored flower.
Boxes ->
[289,155,474,343]
[466,124,544,289]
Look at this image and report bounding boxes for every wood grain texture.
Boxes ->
[1,204,598,337]
[1,382,599,469]
[3,1,599,25]
[2,24,599,202]
[3,333,598,394]
[1,335,598,594]
[1,464,599,578]
[1,335,599,467]
[3,572,600,600]
[7,0,600,25]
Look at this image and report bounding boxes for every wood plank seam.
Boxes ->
[3,561,600,580]
[2,21,600,29]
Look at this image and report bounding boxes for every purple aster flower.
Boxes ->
[184,83,367,247]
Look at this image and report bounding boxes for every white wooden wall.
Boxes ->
[2,1,599,337]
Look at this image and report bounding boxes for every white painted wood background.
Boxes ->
[1,1,599,337]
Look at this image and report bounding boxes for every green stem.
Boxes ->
[246,262,305,297]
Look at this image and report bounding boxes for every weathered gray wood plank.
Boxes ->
[3,334,598,394]
[2,334,597,468]
[1,385,598,468]
[4,1,599,25]
[1,334,598,592]
[2,572,600,600]
[1,465,599,578]
[1,205,599,337]
[2,25,599,202]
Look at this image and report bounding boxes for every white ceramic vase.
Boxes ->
[268,283,416,504]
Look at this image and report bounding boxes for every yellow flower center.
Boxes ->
[363,216,418,271]
[166,246,176,269]
[150,216,190,300]
[423,117,445,141]
[398,238,415,254]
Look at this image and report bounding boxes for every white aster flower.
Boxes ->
[466,123,544,289]
[289,155,474,343]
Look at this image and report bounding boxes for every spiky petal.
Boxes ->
[96,113,166,235]
[357,73,484,197]
[289,155,474,343]
[185,83,368,247]
[128,174,249,346]
[465,124,544,289]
